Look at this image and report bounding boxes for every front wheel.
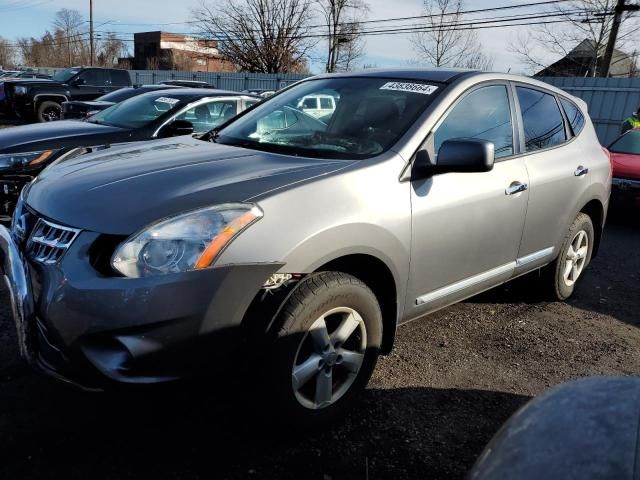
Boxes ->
[37,101,62,122]
[264,272,382,427]
[545,213,594,300]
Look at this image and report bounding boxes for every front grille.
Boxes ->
[26,218,81,265]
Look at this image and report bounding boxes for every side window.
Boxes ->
[109,70,130,87]
[177,100,239,133]
[434,85,514,159]
[516,87,567,152]
[207,100,238,124]
[301,97,317,109]
[77,69,108,86]
[320,97,332,109]
[559,97,585,136]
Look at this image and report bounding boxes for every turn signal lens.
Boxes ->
[194,209,260,269]
[28,150,54,165]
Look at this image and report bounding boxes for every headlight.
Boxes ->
[111,203,263,278]
[0,150,57,169]
[14,86,27,95]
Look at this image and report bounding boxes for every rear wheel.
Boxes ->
[544,213,594,300]
[37,101,62,122]
[264,272,382,427]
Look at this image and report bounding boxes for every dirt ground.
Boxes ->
[0,118,639,479]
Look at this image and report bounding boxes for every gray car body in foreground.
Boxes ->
[1,69,610,390]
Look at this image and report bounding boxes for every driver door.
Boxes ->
[407,83,529,316]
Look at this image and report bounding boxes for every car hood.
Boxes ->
[0,120,127,153]
[6,79,55,87]
[611,152,640,179]
[25,136,356,234]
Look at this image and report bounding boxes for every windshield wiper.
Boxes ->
[203,128,221,143]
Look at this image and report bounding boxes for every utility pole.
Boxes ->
[602,0,639,77]
[89,0,94,66]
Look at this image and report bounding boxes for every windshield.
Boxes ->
[89,92,185,129]
[216,77,442,159]
[610,130,640,155]
[52,68,79,83]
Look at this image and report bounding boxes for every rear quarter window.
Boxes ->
[559,97,586,136]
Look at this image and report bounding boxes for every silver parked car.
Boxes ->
[1,69,611,426]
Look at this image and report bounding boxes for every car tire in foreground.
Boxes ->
[265,272,382,428]
[545,212,595,301]
[37,101,62,122]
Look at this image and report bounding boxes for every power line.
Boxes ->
[97,0,578,30]
[95,10,599,42]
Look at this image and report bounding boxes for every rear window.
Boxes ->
[559,97,586,136]
[517,87,567,152]
[320,97,333,109]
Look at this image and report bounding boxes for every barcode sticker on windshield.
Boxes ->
[155,97,180,105]
[380,82,438,95]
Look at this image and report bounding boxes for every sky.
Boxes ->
[0,0,569,74]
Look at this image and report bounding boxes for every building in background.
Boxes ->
[535,40,638,78]
[120,31,236,72]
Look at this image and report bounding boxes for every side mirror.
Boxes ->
[412,138,495,180]
[71,78,86,87]
[158,119,194,138]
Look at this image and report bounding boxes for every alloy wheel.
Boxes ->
[563,229,589,287]
[42,107,60,122]
[291,307,367,410]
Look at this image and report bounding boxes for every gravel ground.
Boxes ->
[0,118,639,479]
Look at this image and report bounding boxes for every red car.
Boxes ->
[609,129,640,207]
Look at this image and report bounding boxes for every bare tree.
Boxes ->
[53,9,85,67]
[510,0,640,76]
[411,0,493,70]
[317,0,369,72]
[0,36,16,69]
[97,33,126,67]
[146,56,160,70]
[192,0,314,73]
[171,51,197,71]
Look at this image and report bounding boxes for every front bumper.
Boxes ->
[0,224,282,389]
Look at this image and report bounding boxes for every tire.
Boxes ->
[263,272,383,428]
[544,213,595,300]
[37,101,62,122]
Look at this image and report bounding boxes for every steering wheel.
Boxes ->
[310,130,383,155]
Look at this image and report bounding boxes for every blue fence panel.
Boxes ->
[541,76,640,145]
[29,67,310,92]
[127,70,309,91]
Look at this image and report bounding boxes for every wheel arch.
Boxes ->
[33,94,68,114]
[579,198,604,258]
[314,253,399,355]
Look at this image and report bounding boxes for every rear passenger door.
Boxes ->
[71,69,109,100]
[108,70,131,91]
[512,84,586,274]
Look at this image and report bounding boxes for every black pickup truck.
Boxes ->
[4,67,131,122]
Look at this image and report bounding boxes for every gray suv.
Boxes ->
[0,69,611,426]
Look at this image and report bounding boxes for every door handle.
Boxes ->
[505,181,528,195]
[574,166,589,177]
